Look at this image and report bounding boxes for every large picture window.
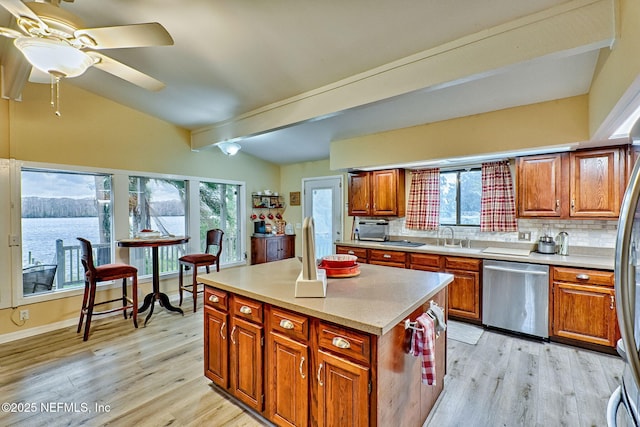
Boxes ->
[199,181,242,264]
[128,176,188,276]
[15,164,245,302]
[439,169,481,226]
[21,169,112,296]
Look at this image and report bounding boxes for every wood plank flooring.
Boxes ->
[0,302,625,427]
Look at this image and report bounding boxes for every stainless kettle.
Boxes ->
[556,231,569,255]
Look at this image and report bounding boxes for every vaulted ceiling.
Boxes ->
[0,0,615,164]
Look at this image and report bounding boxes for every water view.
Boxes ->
[22,216,185,266]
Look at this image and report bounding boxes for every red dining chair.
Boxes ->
[77,238,138,341]
[178,229,224,312]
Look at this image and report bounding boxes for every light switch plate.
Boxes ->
[518,231,531,241]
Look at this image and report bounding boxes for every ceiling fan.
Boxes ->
[0,0,173,104]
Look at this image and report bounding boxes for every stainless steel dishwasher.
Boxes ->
[482,260,550,338]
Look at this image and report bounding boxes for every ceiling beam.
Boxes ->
[191,0,615,151]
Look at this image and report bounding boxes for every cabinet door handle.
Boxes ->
[317,363,324,386]
[611,295,615,310]
[220,321,226,340]
[240,305,253,315]
[279,319,295,330]
[571,199,575,210]
[208,295,219,303]
[332,337,351,349]
[348,250,355,255]
[576,274,590,281]
[299,357,306,379]
[556,200,560,209]
[230,326,237,345]
[383,254,392,259]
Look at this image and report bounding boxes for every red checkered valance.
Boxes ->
[406,168,440,230]
[480,161,517,232]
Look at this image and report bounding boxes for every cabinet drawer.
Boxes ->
[410,253,442,269]
[444,256,481,272]
[552,267,614,287]
[270,307,309,341]
[336,246,368,262]
[204,287,228,311]
[232,295,263,324]
[318,322,370,365]
[369,249,407,264]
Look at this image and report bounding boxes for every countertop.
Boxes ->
[198,257,453,336]
[337,240,614,270]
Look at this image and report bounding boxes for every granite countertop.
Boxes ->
[338,240,614,271]
[198,258,453,336]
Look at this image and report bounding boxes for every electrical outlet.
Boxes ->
[518,231,531,241]
[19,309,29,320]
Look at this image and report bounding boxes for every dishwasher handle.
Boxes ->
[484,265,548,276]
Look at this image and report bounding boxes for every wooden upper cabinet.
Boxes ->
[348,169,405,217]
[517,146,626,219]
[517,153,566,218]
[570,147,625,218]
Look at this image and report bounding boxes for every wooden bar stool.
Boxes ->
[77,238,138,341]
[178,229,224,312]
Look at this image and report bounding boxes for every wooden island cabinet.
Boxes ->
[200,259,452,427]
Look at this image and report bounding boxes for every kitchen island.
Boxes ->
[199,258,453,427]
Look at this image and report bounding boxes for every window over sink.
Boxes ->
[439,168,481,226]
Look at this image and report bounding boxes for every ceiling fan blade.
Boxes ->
[87,51,165,91]
[75,23,174,49]
[0,26,22,38]
[0,40,31,100]
[0,0,46,27]
[28,66,50,84]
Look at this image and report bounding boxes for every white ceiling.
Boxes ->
[0,0,613,165]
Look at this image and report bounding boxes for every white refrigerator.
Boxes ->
[609,154,640,426]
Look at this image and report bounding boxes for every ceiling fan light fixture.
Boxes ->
[14,37,95,78]
[217,141,241,156]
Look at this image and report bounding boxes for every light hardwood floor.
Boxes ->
[0,303,624,427]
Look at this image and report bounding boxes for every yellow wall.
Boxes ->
[279,159,346,255]
[330,95,589,170]
[0,82,280,337]
[589,0,640,135]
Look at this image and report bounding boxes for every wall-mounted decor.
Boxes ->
[290,191,300,206]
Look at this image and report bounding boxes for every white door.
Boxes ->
[303,176,343,259]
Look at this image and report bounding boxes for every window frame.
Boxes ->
[9,160,247,306]
[439,167,482,227]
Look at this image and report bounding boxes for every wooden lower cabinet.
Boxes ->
[251,235,295,265]
[369,249,407,268]
[317,349,369,427]
[204,285,448,427]
[230,315,264,411]
[444,257,482,322]
[204,291,265,412]
[204,305,228,388]
[551,267,618,347]
[336,245,368,263]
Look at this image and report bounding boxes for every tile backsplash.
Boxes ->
[388,217,618,248]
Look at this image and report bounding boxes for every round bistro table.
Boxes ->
[117,236,190,325]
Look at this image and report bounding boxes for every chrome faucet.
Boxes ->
[439,226,455,246]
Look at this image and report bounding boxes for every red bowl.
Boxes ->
[318,262,360,278]
[321,254,358,268]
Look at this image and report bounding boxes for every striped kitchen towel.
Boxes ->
[411,312,436,386]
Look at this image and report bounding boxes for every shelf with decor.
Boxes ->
[251,193,285,210]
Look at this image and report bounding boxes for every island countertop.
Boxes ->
[198,257,453,336]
